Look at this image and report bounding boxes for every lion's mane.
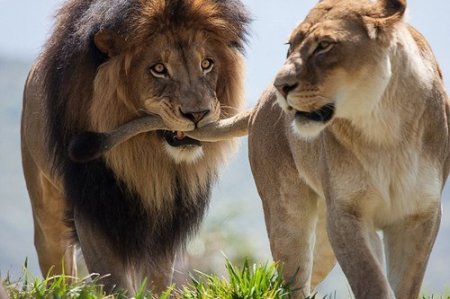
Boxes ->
[38,0,249,263]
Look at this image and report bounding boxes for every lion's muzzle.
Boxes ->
[160,130,201,147]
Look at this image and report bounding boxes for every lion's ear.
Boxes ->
[363,0,406,41]
[94,30,122,57]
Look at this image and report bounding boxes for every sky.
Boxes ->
[1,0,450,296]
[1,1,450,101]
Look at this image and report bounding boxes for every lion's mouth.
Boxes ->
[160,130,202,147]
[295,103,335,123]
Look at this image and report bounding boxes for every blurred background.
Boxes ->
[0,0,449,297]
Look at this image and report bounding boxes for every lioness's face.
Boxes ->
[274,1,393,139]
[129,31,223,162]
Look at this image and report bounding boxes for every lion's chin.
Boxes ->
[163,142,204,164]
[158,130,204,163]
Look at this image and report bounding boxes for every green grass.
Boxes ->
[177,259,296,299]
[2,259,299,299]
[2,259,449,299]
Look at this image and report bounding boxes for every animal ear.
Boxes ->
[363,0,406,40]
[94,29,122,57]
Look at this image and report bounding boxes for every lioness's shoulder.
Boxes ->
[407,25,443,80]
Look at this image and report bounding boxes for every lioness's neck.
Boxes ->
[333,24,438,146]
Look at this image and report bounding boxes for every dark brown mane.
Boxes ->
[40,0,250,174]
[36,0,250,264]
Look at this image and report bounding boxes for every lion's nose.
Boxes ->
[180,109,210,124]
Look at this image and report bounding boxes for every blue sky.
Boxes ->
[1,0,449,103]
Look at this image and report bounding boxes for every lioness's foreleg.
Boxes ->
[368,230,384,267]
[311,202,336,288]
[264,181,318,298]
[253,167,319,298]
[249,104,319,298]
[383,205,441,299]
[326,205,395,299]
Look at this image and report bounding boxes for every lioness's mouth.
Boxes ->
[160,130,202,147]
[295,103,335,123]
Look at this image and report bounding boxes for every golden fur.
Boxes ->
[21,0,249,294]
[189,0,450,298]
[248,0,449,298]
[88,31,245,209]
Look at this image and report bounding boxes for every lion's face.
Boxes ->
[130,31,223,162]
[94,28,238,163]
[274,0,402,139]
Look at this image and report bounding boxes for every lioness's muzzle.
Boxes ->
[295,103,335,123]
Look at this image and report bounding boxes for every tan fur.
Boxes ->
[21,0,248,294]
[246,1,450,298]
[0,282,8,299]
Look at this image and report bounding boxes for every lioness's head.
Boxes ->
[90,0,249,163]
[275,0,406,139]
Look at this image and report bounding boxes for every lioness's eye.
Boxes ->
[314,40,334,55]
[285,42,292,58]
[150,63,168,78]
[201,59,214,72]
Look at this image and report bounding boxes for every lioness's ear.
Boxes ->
[363,0,406,40]
[94,30,122,57]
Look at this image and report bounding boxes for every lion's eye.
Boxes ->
[150,63,168,78]
[201,59,214,73]
[314,40,334,55]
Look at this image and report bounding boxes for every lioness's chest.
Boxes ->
[364,150,441,227]
[298,143,442,228]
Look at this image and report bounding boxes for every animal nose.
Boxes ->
[180,109,210,124]
[274,65,299,98]
[275,82,299,98]
[274,79,299,98]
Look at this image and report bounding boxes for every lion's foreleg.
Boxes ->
[31,175,77,279]
[140,254,176,295]
[74,215,135,294]
[383,205,441,299]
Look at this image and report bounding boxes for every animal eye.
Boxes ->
[150,63,168,78]
[314,40,334,55]
[285,42,293,58]
[201,59,214,72]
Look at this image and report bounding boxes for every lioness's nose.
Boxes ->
[180,109,210,124]
[274,66,299,98]
[275,82,298,98]
[274,77,299,98]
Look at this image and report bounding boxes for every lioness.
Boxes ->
[247,0,449,298]
[21,0,249,294]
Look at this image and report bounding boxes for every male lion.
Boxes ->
[248,0,449,298]
[21,0,249,294]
